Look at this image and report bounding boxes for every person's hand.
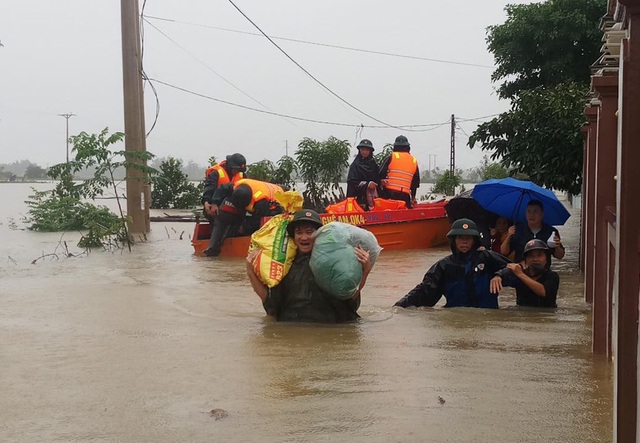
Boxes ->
[354,245,372,275]
[358,181,368,188]
[381,179,389,187]
[367,181,377,190]
[507,262,524,276]
[246,249,260,267]
[205,202,219,216]
[553,233,563,249]
[507,225,516,236]
[490,276,502,294]
[411,198,418,207]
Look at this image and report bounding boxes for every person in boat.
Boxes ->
[378,135,420,208]
[246,209,373,323]
[393,218,511,309]
[500,200,565,263]
[490,239,559,308]
[201,153,247,222]
[204,178,283,257]
[346,139,380,211]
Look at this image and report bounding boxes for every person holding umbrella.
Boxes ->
[500,200,565,263]
[471,178,569,263]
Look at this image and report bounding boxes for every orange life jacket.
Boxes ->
[325,197,365,214]
[371,198,407,211]
[234,179,283,212]
[205,161,244,184]
[385,152,418,195]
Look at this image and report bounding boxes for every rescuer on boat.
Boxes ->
[204,178,283,257]
[201,153,247,222]
[346,139,380,211]
[379,135,420,208]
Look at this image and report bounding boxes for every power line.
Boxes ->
[226,0,407,131]
[149,77,451,131]
[144,15,495,69]
[457,113,502,122]
[143,18,272,112]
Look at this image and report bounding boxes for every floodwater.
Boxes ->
[0,183,612,442]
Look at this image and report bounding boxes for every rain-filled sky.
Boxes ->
[0,0,531,170]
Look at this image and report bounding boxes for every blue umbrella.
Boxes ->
[471,178,570,226]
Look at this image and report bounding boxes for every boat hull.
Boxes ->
[191,201,450,257]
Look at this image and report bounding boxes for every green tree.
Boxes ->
[474,155,509,181]
[24,164,48,180]
[373,144,393,167]
[246,156,297,190]
[432,170,462,196]
[469,0,605,194]
[470,83,588,194]
[296,137,350,210]
[26,128,155,250]
[246,159,276,182]
[151,157,200,209]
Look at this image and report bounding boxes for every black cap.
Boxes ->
[287,209,323,237]
[393,135,410,148]
[226,153,247,172]
[357,139,374,152]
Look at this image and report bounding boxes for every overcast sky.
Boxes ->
[0,0,531,171]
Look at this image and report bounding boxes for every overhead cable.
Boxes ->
[149,77,450,131]
[143,17,272,112]
[226,0,409,131]
[145,15,494,69]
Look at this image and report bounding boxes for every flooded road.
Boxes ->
[0,183,612,442]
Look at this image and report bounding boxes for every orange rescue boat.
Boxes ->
[191,200,450,257]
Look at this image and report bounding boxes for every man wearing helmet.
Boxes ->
[201,153,247,221]
[394,218,511,309]
[378,135,420,208]
[245,209,373,322]
[203,178,283,256]
[346,139,380,210]
[490,239,560,308]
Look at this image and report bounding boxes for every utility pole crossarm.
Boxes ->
[58,113,76,163]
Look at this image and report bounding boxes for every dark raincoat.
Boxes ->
[496,267,559,308]
[263,253,361,322]
[394,239,511,309]
[346,154,380,209]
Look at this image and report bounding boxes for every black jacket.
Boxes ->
[346,154,380,205]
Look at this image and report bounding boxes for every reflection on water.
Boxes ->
[0,183,612,442]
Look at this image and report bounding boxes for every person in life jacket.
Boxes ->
[201,153,247,221]
[378,135,420,208]
[204,178,283,257]
[393,218,511,309]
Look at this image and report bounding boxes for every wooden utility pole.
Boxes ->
[120,0,150,234]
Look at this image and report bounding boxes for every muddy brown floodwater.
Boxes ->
[0,184,612,442]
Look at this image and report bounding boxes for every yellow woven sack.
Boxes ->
[249,191,304,287]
